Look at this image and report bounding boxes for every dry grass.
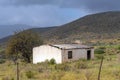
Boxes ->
[0,54,120,80]
[0,42,120,80]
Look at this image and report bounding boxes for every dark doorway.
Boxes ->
[87,50,91,60]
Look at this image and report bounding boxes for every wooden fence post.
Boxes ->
[98,56,104,80]
[17,62,19,80]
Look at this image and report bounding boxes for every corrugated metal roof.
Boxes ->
[50,44,93,49]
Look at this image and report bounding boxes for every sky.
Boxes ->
[0,0,120,38]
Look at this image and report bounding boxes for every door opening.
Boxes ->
[87,50,91,60]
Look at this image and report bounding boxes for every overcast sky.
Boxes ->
[0,0,120,38]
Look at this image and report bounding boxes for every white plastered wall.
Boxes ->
[33,45,62,64]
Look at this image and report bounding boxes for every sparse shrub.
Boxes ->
[0,59,5,64]
[94,48,105,54]
[106,57,112,61]
[37,59,49,69]
[49,58,56,65]
[55,63,70,71]
[99,46,106,50]
[11,78,14,80]
[38,68,44,73]
[37,59,49,65]
[95,54,104,59]
[117,45,120,50]
[38,59,56,65]
[79,59,87,62]
[74,61,88,69]
[105,48,118,55]
[117,38,120,41]
[26,71,35,79]
[45,59,49,64]
[51,72,64,80]
[113,70,120,79]
[2,76,14,80]
[60,72,79,80]
[84,70,93,80]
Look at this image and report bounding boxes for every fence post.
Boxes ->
[17,62,19,80]
[98,56,104,80]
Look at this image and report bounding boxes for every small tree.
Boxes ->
[6,30,43,63]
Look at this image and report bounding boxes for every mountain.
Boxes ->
[27,27,57,34]
[0,26,56,45]
[1,11,120,44]
[42,11,120,43]
[0,24,34,39]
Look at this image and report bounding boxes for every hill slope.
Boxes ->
[0,27,56,45]
[1,11,120,44]
[42,11,120,42]
[28,27,57,34]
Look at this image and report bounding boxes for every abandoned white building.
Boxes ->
[33,44,94,64]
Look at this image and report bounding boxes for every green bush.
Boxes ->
[94,48,105,54]
[117,45,120,50]
[0,59,5,64]
[49,58,56,65]
[26,71,35,79]
[99,46,106,49]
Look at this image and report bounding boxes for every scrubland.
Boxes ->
[0,41,120,80]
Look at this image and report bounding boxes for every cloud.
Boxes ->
[0,5,86,26]
[15,0,59,5]
[81,0,120,12]
[0,4,87,38]
[0,0,60,6]
[1,0,120,12]
[0,0,120,38]
[60,0,120,12]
